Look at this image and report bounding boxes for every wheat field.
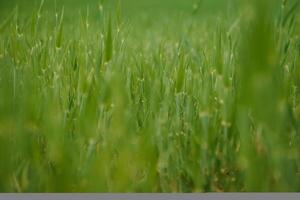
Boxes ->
[0,0,300,192]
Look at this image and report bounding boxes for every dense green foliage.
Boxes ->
[0,0,300,192]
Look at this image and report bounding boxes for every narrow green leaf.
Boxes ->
[104,14,113,63]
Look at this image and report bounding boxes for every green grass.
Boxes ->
[0,0,300,192]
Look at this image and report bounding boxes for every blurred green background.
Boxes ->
[0,0,236,19]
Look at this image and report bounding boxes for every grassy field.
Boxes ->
[0,0,300,192]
